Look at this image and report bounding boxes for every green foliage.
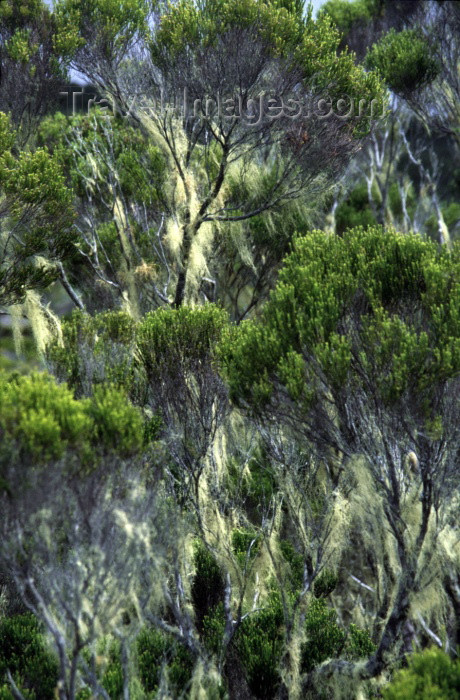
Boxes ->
[136,304,227,416]
[443,202,460,238]
[203,590,289,697]
[48,310,142,400]
[366,28,439,95]
[76,636,125,699]
[321,0,379,38]
[54,0,149,62]
[0,368,146,473]
[43,0,385,317]
[137,305,230,490]
[426,202,460,242]
[201,602,226,657]
[36,111,168,314]
[136,627,194,696]
[235,590,284,698]
[137,305,229,383]
[0,0,51,33]
[0,370,92,461]
[299,7,386,136]
[279,539,304,591]
[244,453,277,501]
[335,183,378,234]
[97,638,124,700]
[343,624,376,661]
[203,585,374,696]
[301,598,346,673]
[382,647,460,700]
[0,613,58,699]
[226,449,277,519]
[1,3,458,698]
[85,383,145,455]
[151,0,304,64]
[0,113,74,305]
[51,306,228,483]
[101,661,124,700]
[313,569,339,599]
[0,1,69,130]
[0,113,14,154]
[150,0,385,136]
[221,227,460,412]
[192,541,224,627]
[4,28,34,63]
[232,528,260,565]
[38,112,166,206]
[387,181,416,222]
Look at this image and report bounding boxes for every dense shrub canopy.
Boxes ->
[0,2,459,700]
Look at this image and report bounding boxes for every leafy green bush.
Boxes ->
[220,227,460,409]
[313,569,339,599]
[98,638,124,700]
[279,540,304,591]
[232,528,261,567]
[137,305,229,376]
[202,602,226,656]
[366,29,439,95]
[335,182,377,235]
[76,636,125,700]
[344,624,376,661]
[203,590,285,698]
[382,647,460,700]
[0,613,58,699]
[301,598,346,673]
[136,627,194,696]
[0,371,92,462]
[0,369,146,477]
[192,541,224,628]
[0,111,74,306]
[85,383,144,456]
[320,0,378,38]
[137,305,230,499]
[47,310,140,399]
[235,591,284,699]
[225,449,278,523]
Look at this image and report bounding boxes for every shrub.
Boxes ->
[0,613,58,699]
[344,624,376,661]
[0,370,92,463]
[235,591,284,699]
[85,383,144,456]
[335,183,377,235]
[301,598,346,673]
[382,647,460,700]
[366,29,439,95]
[192,541,224,628]
[232,528,261,568]
[0,369,147,481]
[47,310,140,400]
[202,602,226,656]
[313,569,339,599]
[137,627,194,696]
[279,540,304,592]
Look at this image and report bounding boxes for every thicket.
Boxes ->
[0,1,459,699]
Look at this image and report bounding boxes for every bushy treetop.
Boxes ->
[0,113,74,306]
[382,647,460,700]
[0,370,145,471]
[220,227,460,408]
[365,28,439,96]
